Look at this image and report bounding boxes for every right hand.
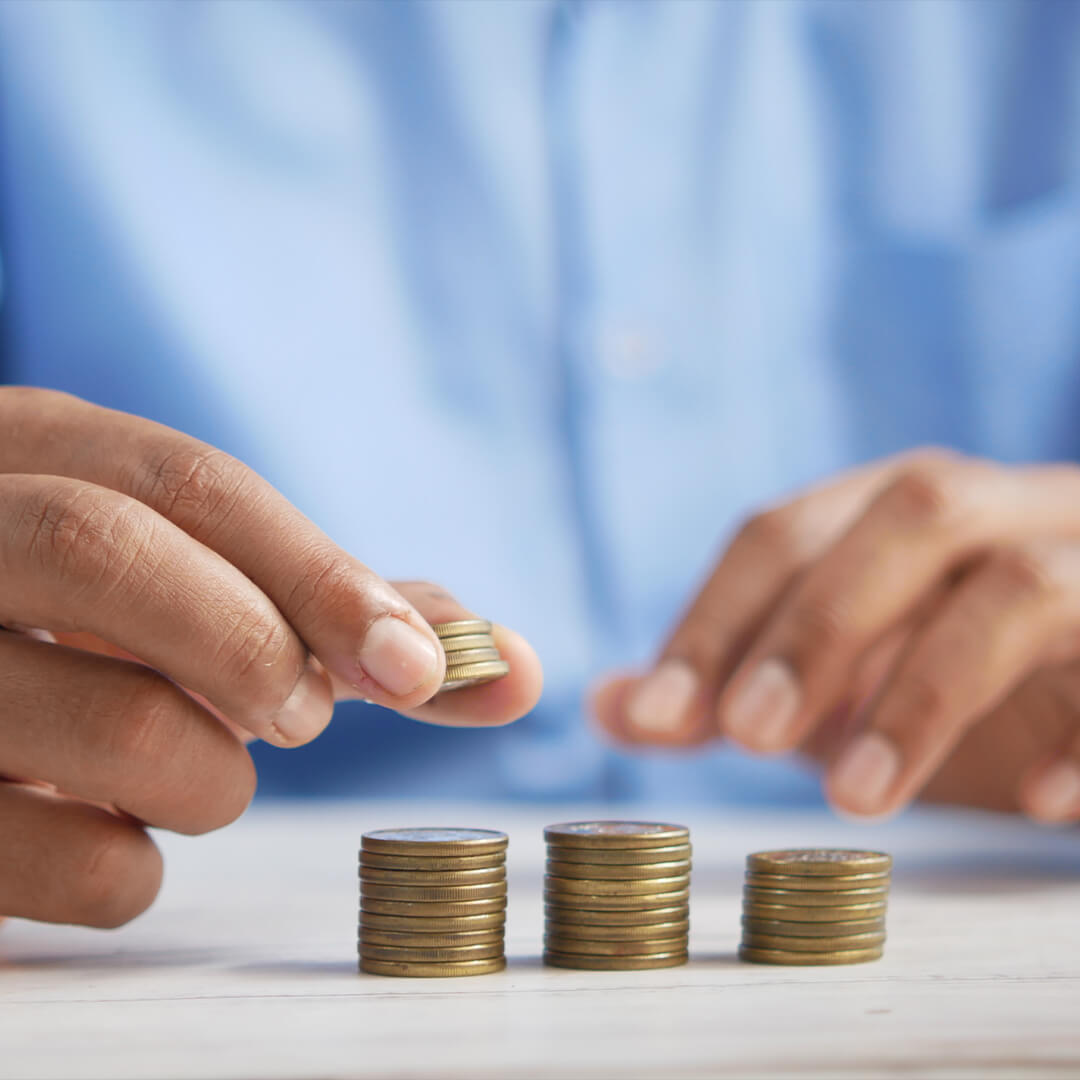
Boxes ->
[0,387,542,930]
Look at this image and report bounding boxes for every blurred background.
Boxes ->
[1,0,1078,803]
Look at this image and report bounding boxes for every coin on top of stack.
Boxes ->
[543,821,691,970]
[359,828,508,977]
[431,619,510,692]
[739,849,892,965]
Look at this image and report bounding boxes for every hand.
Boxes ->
[0,388,542,928]
[593,448,1080,824]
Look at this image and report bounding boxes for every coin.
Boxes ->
[546,859,692,880]
[544,936,687,957]
[359,928,505,948]
[361,898,507,917]
[439,633,497,653]
[359,866,506,885]
[544,822,690,850]
[545,874,689,896]
[740,931,886,952]
[747,849,892,876]
[738,945,883,965]
[360,957,506,978]
[742,900,887,922]
[543,887,691,910]
[544,919,690,941]
[543,951,688,970]
[431,619,493,639]
[359,942,504,962]
[741,916,886,938]
[359,851,506,871]
[438,647,502,665]
[744,871,889,891]
[360,911,506,933]
[361,881,507,902]
[742,884,889,906]
[544,904,689,926]
[361,828,508,856]
[548,844,692,866]
[441,659,511,687]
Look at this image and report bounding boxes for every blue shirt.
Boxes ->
[1,0,1078,802]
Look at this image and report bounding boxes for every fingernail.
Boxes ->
[359,616,439,696]
[272,657,333,744]
[724,658,800,748]
[625,659,698,736]
[828,732,901,814]
[1029,760,1080,822]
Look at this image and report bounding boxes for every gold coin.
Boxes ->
[438,647,502,665]
[359,866,505,885]
[738,945,883,966]
[740,931,886,953]
[359,942,504,962]
[360,957,506,978]
[360,851,506,871]
[544,821,690,850]
[543,951,688,971]
[361,881,507,902]
[544,919,690,941]
[744,871,889,891]
[741,916,885,938]
[743,884,889,906]
[546,859,692,880]
[544,936,687,957]
[431,619,493,639]
[545,904,689,926]
[360,911,506,933]
[547,844,692,866]
[441,659,511,685]
[439,632,497,653]
[361,898,507,917]
[545,874,689,896]
[543,887,690,910]
[742,901,887,923]
[747,849,892,876]
[361,828,507,857]
[359,928,505,949]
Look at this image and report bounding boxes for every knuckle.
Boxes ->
[737,508,801,560]
[879,466,957,529]
[986,544,1059,604]
[104,668,178,774]
[212,601,296,703]
[138,446,250,534]
[282,547,353,628]
[782,597,852,657]
[888,669,951,728]
[78,825,162,929]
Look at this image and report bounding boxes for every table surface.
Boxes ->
[2,801,1079,1080]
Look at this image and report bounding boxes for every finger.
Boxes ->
[0,389,445,709]
[332,582,543,727]
[1019,727,1080,824]
[608,454,918,743]
[0,784,162,928]
[719,457,1080,754]
[0,632,255,833]
[0,473,333,746]
[825,541,1080,817]
[591,671,712,749]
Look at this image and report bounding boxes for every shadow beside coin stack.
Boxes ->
[359,828,508,977]
[543,821,691,970]
[433,619,510,691]
[739,848,892,965]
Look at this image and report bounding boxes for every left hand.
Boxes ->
[593,449,1080,823]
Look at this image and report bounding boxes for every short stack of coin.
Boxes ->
[739,848,892,965]
[432,619,511,692]
[543,821,691,970]
[359,828,508,977]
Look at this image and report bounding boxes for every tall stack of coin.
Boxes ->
[739,849,892,965]
[543,821,691,970]
[432,619,511,692]
[359,828,508,977]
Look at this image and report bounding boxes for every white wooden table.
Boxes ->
[2,802,1079,1079]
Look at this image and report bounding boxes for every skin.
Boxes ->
[0,387,543,929]
[594,448,1080,826]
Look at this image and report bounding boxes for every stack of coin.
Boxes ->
[739,848,892,965]
[359,828,508,977]
[432,619,510,692]
[543,821,691,970]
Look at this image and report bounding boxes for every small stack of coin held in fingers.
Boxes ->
[543,822,691,971]
[432,619,511,692]
[739,849,892,966]
[359,828,508,977]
